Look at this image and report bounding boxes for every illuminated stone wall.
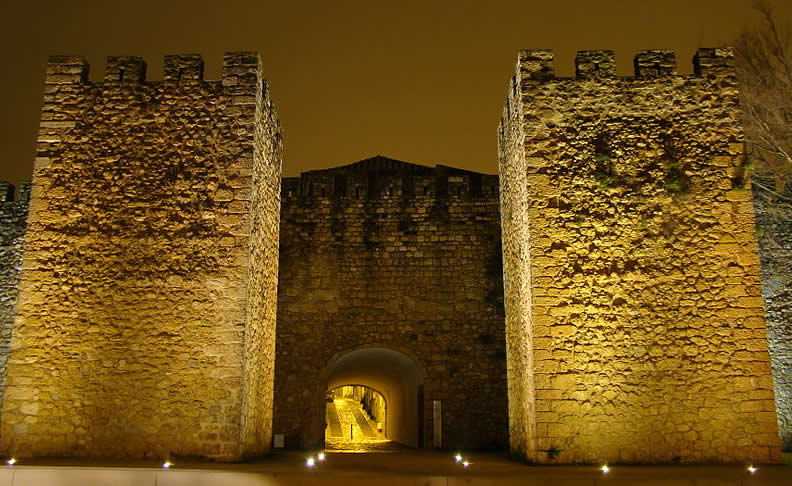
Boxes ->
[238,60,283,457]
[272,156,507,450]
[498,48,781,463]
[753,185,792,451]
[0,53,281,460]
[498,76,537,459]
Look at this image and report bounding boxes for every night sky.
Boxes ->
[1,0,790,187]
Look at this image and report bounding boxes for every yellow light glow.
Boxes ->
[317,452,326,461]
[306,457,315,467]
[600,465,610,473]
[463,461,470,467]
[455,454,462,462]
[162,461,172,469]
[6,458,15,466]
[748,465,758,474]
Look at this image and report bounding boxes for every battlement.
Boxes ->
[0,182,32,203]
[280,157,499,203]
[105,56,146,83]
[44,51,261,85]
[164,54,204,81]
[574,50,616,78]
[37,52,273,173]
[517,47,734,81]
[281,173,499,201]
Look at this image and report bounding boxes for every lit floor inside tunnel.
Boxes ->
[320,347,425,452]
[324,385,409,453]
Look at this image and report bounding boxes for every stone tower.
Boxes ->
[498,48,781,463]
[0,52,282,460]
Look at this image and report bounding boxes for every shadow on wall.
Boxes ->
[0,182,30,442]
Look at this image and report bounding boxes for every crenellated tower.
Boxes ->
[0,52,282,460]
[498,48,781,463]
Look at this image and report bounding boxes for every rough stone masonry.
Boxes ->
[0,45,788,464]
[0,182,30,425]
[0,53,282,460]
[273,157,507,451]
[752,180,792,452]
[498,48,781,463]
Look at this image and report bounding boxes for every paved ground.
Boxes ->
[325,398,406,453]
[326,398,380,440]
[6,451,791,485]
[325,400,343,437]
[5,404,792,485]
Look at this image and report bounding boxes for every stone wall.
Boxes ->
[752,183,792,451]
[498,75,537,460]
[238,55,283,457]
[272,156,507,450]
[0,53,282,460]
[498,48,780,463]
[0,183,30,431]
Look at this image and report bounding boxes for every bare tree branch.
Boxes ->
[734,1,792,194]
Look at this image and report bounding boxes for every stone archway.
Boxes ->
[317,346,426,448]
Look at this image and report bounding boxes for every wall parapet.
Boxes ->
[44,52,260,86]
[0,182,32,203]
[280,158,499,203]
[517,47,735,82]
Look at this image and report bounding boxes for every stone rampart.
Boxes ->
[498,48,781,463]
[0,53,282,460]
[273,156,507,450]
[752,182,792,452]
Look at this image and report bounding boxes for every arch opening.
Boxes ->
[321,347,425,452]
[325,385,388,451]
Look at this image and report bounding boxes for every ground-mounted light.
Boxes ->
[462,461,470,468]
[6,458,15,466]
[747,465,758,474]
[317,452,326,461]
[455,453,463,463]
[162,461,172,469]
[306,457,315,467]
[600,464,610,474]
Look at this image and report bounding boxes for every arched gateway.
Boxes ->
[271,156,509,451]
[322,347,426,449]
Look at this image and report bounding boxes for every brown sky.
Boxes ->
[1,0,790,187]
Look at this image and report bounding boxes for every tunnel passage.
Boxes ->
[325,385,389,451]
[321,347,425,449]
